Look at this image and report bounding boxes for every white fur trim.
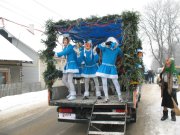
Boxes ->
[137,49,143,53]
[63,69,79,73]
[106,37,119,45]
[100,42,106,47]
[81,74,96,78]
[96,72,118,79]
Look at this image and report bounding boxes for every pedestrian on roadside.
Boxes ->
[148,70,153,83]
[55,36,79,101]
[144,70,149,84]
[160,57,179,121]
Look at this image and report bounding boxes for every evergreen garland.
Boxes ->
[119,11,144,91]
[41,20,59,89]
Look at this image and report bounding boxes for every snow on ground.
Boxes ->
[0,89,48,119]
[0,87,180,114]
[0,85,180,120]
[0,84,180,135]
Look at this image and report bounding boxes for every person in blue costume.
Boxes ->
[55,36,79,101]
[80,40,102,100]
[96,37,123,102]
[73,42,85,96]
[136,49,144,101]
[73,42,85,78]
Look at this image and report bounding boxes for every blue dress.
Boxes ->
[57,44,79,73]
[96,44,123,79]
[80,49,99,78]
[74,46,85,78]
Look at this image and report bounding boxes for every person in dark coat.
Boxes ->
[148,70,155,83]
[160,58,179,121]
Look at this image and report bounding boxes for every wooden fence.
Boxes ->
[0,82,42,98]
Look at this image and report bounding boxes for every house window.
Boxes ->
[0,68,10,84]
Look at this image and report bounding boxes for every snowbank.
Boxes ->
[0,90,48,114]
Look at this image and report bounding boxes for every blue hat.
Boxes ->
[137,49,143,53]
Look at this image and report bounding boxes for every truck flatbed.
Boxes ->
[50,95,131,108]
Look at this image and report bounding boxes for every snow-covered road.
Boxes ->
[0,90,48,121]
[0,84,180,135]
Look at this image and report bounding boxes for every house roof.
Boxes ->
[0,35,33,62]
[0,18,45,52]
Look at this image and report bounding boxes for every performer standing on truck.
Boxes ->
[79,40,102,100]
[96,37,123,102]
[73,41,84,79]
[55,36,79,101]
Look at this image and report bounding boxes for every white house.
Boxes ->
[0,18,67,92]
[0,34,33,84]
[0,18,46,89]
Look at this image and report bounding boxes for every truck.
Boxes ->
[42,11,143,135]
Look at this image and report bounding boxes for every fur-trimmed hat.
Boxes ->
[106,37,119,45]
[63,33,71,40]
[137,49,143,53]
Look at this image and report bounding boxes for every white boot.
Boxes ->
[104,96,109,103]
[118,95,123,102]
[66,94,71,99]
[68,95,76,101]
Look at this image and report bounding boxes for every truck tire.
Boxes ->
[130,108,137,123]
[138,94,141,102]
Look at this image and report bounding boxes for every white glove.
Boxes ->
[73,48,80,57]
[54,52,58,57]
[101,42,106,47]
[93,46,97,54]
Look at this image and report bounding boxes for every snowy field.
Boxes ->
[0,89,48,120]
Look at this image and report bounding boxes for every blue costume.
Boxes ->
[81,49,99,78]
[74,45,84,78]
[80,40,101,99]
[57,44,79,73]
[96,37,123,102]
[96,43,123,79]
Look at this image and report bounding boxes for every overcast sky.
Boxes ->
[0,0,160,69]
[0,0,151,29]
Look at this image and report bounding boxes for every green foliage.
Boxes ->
[119,11,144,89]
[41,11,143,89]
[54,14,122,28]
[40,20,59,88]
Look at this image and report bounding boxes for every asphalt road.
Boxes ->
[0,84,179,135]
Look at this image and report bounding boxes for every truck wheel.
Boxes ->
[130,108,137,123]
[138,94,141,102]
[136,102,138,108]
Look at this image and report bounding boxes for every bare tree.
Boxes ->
[140,0,180,67]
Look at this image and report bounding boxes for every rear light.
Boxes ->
[114,109,126,113]
[58,108,73,113]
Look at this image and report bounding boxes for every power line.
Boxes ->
[32,0,63,18]
[0,0,44,27]
[0,17,44,33]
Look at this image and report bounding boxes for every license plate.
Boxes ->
[58,113,76,119]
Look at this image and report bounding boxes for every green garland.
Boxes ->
[119,11,143,90]
[40,20,59,89]
[41,11,143,89]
